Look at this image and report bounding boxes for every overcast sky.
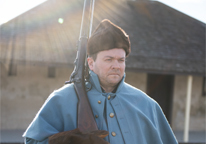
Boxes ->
[0,0,205,25]
[158,0,206,23]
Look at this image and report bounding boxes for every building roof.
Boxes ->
[0,0,205,75]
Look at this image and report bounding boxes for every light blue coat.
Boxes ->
[23,71,178,144]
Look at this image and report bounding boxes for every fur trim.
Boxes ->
[87,19,131,57]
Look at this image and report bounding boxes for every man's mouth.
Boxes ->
[109,73,119,76]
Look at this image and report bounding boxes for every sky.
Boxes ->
[0,0,47,25]
[0,0,205,25]
[158,0,206,23]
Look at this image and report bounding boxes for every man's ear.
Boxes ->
[87,57,94,70]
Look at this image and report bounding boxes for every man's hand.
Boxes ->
[48,128,109,144]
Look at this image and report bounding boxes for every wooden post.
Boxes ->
[183,75,193,142]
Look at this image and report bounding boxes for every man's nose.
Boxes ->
[111,60,120,69]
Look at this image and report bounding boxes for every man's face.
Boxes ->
[87,48,126,88]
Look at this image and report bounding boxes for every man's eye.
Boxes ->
[119,59,125,62]
[106,59,112,61]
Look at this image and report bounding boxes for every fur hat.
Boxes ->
[87,19,131,57]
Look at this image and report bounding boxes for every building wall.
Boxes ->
[1,63,73,129]
[172,75,206,131]
[124,71,147,92]
[1,63,205,131]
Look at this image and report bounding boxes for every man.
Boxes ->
[23,19,178,144]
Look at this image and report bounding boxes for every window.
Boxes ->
[48,67,56,78]
[8,63,17,76]
[202,77,206,96]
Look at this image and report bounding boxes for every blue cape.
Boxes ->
[23,71,178,144]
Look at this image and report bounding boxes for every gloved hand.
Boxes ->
[48,128,109,144]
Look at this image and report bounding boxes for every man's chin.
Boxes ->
[108,77,121,85]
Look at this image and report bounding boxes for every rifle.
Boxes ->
[65,0,98,133]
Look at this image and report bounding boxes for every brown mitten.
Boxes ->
[48,128,109,144]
